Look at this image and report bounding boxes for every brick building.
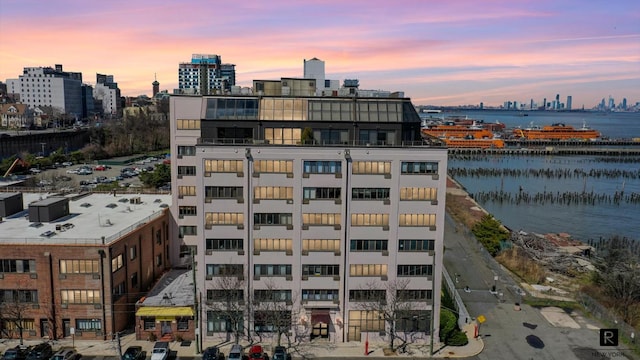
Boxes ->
[0,192,172,341]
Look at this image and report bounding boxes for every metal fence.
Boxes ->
[577,292,639,352]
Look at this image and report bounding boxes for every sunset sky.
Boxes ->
[1,0,638,107]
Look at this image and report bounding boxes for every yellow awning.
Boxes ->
[136,306,194,317]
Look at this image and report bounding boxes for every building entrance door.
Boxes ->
[161,321,172,335]
[62,319,71,337]
[40,319,50,338]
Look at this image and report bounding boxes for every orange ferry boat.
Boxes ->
[421,122,495,140]
[513,122,601,140]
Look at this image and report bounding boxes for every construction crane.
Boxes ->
[3,157,28,177]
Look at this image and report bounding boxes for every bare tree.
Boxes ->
[205,266,247,344]
[252,280,298,346]
[0,288,38,345]
[593,236,640,324]
[353,279,428,352]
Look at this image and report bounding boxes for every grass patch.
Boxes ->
[496,247,546,284]
[523,297,581,311]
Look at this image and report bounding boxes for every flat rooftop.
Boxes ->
[0,192,171,245]
[138,269,194,307]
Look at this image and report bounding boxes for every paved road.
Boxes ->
[443,213,635,360]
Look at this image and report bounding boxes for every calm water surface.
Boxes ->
[444,111,640,242]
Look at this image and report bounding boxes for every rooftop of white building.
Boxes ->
[0,192,171,245]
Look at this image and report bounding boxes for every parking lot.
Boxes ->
[31,157,168,192]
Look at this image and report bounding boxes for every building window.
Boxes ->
[397,265,433,277]
[401,161,438,174]
[397,289,433,301]
[1,319,35,332]
[254,264,292,277]
[113,282,125,300]
[177,317,189,331]
[205,212,244,226]
[399,214,436,227]
[302,213,340,226]
[301,289,339,301]
[206,264,243,277]
[206,239,243,251]
[351,188,390,200]
[352,161,391,175]
[400,187,437,201]
[177,166,196,176]
[0,259,36,273]
[351,213,389,226]
[254,186,293,200]
[178,186,196,197]
[396,310,430,332]
[142,317,155,330]
[349,264,388,277]
[177,146,196,156]
[177,119,201,130]
[254,213,292,226]
[130,247,137,260]
[179,226,197,236]
[0,290,38,303]
[264,128,302,145]
[207,289,243,302]
[254,238,292,252]
[111,254,123,272]
[302,265,339,277]
[130,273,138,288]
[156,255,162,266]
[59,260,98,274]
[205,186,243,199]
[348,310,384,331]
[204,159,243,173]
[207,311,243,333]
[254,290,292,302]
[60,290,101,304]
[303,161,342,174]
[303,187,341,200]
[350,239,388,252]
[349,290,386,302]
[302,239,340,252]
[253,160,293,173]
[179,206,197,217]
[76,319,102,331]
[398,240,435,252]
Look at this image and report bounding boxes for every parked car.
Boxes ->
[50,348,78,360]
[248,345,268,360]
[228,344,244,360]
[202,346,223,360]
[3,346,30,360]
[150,342,169,360]
[29,168,41,174]
[272,346,290,360]
[122,346,144,360]
[94,165,106,171]
[26,343,53,360]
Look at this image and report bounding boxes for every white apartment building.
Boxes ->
[170,92,446,347]
[6,65,83,118]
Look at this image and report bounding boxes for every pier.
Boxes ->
[448,141,640,156]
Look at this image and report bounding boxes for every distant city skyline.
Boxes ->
[1,0,638,107]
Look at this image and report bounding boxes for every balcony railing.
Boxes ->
[197,138,443,148]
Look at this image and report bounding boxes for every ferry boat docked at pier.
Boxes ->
[513,122,601,140]
[421,119,505,149]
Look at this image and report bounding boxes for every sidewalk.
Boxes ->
[0,326,483,359]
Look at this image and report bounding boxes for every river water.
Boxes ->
[444,110,640,243]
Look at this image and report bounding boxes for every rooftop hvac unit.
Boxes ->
[130,196,141,204]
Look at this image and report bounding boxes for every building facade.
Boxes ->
[177,54,236,95]
[0,193,172,341]
[5,65,83,119]
[170,92,446,346]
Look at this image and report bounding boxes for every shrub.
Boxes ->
[439,308,457,342]
[446,329,469,346]
[148,333,157,342]
[472,214,509,256]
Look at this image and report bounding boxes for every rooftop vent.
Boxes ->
[80,203,92,208]
[106,203,117,209]
[130,197,141,205]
